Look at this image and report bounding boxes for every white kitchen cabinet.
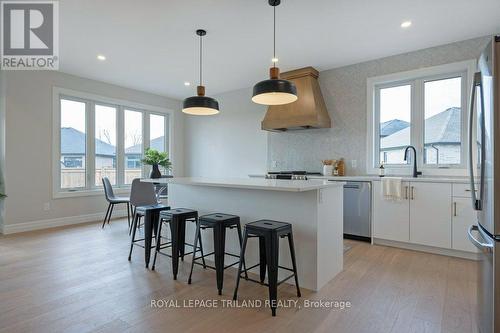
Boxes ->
[409,182,452,248]
[372,181,410,242]
[452,197,479,253]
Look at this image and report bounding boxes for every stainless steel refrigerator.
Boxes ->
[467,35,500,333]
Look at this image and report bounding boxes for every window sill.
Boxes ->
[53,186,131,199]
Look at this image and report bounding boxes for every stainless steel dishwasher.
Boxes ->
[341,181,371,242]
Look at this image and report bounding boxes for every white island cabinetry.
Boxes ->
[163,177,345,291]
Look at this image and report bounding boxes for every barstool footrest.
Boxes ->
[237,263,297,286]
[130,237,157,250]
[237,273,296,287]
[191,251,241,271]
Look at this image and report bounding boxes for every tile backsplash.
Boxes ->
[267,36,489,175]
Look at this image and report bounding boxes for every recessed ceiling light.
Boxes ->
[97,54,106,61]
[401,20,412,28]
[184,82,191,86]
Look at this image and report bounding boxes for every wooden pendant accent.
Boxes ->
[197,85,205,96]
[269,67,280,79]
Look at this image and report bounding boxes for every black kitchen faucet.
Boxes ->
[404,146,422,178]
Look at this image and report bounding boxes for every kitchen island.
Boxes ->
[149,177,344,291]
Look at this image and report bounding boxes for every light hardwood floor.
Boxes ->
[0,219,478,333]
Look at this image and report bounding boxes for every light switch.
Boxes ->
[351,160,357,168]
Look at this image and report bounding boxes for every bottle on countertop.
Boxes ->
[379,163,385,177]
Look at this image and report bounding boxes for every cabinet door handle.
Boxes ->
[405,186,409,200]
[410,186,415,200]
[453,202,457,216]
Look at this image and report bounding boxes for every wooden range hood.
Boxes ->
[261,67,331,131]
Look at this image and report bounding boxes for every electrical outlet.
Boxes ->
[272,160,278,168]
[351,160,357,169]
[43,202,50,211]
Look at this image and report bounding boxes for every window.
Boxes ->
[54,88,172,195]
[150,114,166,152]
[60,98,86,189]
[424,77,462,165]
[367,60,473,175]
[124,110,143,185]
[63,156,82,168]
[95,104,117,186]
[126,157,141,169]
[379,84,411,164]
[149,114,169,172]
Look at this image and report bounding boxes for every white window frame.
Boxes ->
[366,60,476,176]
[52,87,174,198]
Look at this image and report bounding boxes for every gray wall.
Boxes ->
[267,36,490,175]
[185,87,268,177]
[0,71,5,229]
[2,71,183,229]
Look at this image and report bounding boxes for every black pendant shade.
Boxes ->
[182,29,220,115]
[252,78,297,105]
[252,0,297,106]
[182,95,219,116]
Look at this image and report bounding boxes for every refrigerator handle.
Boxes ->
[468,72,484,211]
[468,225,493,252]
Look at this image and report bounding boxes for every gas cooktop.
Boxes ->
[265,171,322,180]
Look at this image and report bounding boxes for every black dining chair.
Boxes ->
[102,177,132,228]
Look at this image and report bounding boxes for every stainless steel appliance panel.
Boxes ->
[468,36,500,333]
[343,181,371,239]
[468,224,500,333]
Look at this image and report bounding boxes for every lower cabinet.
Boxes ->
[372,181,410,242]
[373,181,477,254]
[452,197,479,253]
[409,182,452,248]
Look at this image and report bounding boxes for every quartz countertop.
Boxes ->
[248,174,473,184]
[307,175,473,183]
[142,177,345,192]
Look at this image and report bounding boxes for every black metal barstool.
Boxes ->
[151,208,206,280]
[187,213,248,295]
[128,204,170,267]
[233,220,301,317]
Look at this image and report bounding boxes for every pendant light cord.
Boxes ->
[199,34,203,86]
[273,5,276,68]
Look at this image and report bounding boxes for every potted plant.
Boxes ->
[141,148,172,179]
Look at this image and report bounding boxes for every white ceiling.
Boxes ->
[60,0,500,99]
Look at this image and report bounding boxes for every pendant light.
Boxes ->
[252,0,297,106]
[182,29,219,115]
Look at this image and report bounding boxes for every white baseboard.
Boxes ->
[0,209,128,235]
[373,238,480,260]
